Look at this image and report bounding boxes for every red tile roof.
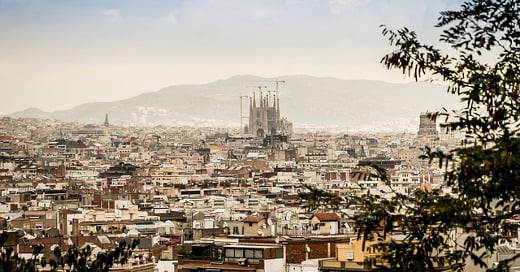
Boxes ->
[312,212,340,222]
[0,135,14,142]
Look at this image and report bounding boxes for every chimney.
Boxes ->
[72,218,79,236]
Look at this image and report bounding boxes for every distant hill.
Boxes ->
[7,75,460,132]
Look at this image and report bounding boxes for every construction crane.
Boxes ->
[239,95,249,134]
[273,79,285,99]
[250,80,285,103]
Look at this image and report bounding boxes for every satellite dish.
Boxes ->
[262,223,267,229]
[267,218,273,226]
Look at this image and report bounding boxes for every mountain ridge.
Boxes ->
[6,75,460,132]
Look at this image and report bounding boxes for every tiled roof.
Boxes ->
[0,135,14,142]
[312,212,340,222]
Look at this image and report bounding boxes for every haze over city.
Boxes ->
[2,1,519,271]
[1,0,465,115]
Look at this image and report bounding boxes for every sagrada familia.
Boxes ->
[245,91,293,138]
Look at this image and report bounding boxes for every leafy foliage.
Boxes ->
[298,183,343,212]
[0,232,139,272]
[0,232,41,272]
[355,0,520,271]
[48,239,139,272]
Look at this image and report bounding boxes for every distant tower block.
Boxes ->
[103,113,110,127]
[418,112,438,138]
[103,113,110,136]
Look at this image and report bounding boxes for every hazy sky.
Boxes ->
[0,0,465,115]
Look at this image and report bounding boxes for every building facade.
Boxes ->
[247,92,292,138]
[418,112,438,138]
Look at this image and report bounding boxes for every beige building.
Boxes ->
[319,238,382,272]
[320,237,460,272]
[310,213,340,235]
[243,215,270,237]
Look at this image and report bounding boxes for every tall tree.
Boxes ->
[354,1,520,271]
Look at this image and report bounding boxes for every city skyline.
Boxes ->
[1,0,464,115]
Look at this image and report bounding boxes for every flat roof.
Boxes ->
[181,261,256,271]
[223,244,281,249]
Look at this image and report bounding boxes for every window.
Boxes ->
[225,249,234,258]
[226,249,264,259]
[275,248,283,258]
[254,250,263,259]
[245,249,254,258]
[235,249,244,258]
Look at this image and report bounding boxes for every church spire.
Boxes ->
[275,94,280,119]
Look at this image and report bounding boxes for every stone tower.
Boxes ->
[418,112,438,138]
[103,113,110,136]
[103,113,110,127]
[248,91,292,138]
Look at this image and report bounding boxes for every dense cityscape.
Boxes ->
[0,99,471,271]
[2,0,518,271]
